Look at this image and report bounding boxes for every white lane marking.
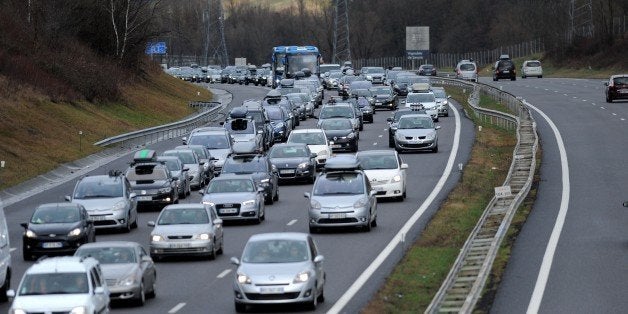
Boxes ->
[287,219,297,226]
[544,89,549,91]
[582,99,587,102]
[621,118,626,121]
[572,96,578,99]
[592,103,597,106]
[328,102,461,314]
[612,113,617,116]
[554,91,559,93]
[217,269,232,278]
[383,128,388,131]
[373,142,378,146]
[168,303,187,313]
[564,94,569,96]
[378,135,383,138]
[9,248,16,252]
[600,107,606,110]
[525,101,570,314]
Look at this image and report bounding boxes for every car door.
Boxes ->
[124,180,138,224]
[90,267,109,312]
[209,208,223,247]
[308,236,324,291]
[80,206,95,240]
[364,175,377,218]
[138,246,155,287]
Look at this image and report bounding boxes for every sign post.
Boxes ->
[406,26,430,69]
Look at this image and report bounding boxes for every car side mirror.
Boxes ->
[436,126,442,130]
[314,255,324,263]
[129,192,137,199]
[304,192,311,199]
[94,286,106,295]
[20,222,28,229]
[386,117,393,122]
[147,221,156,227]
[369,191,377,197]
[64,195,72,202]
[401,163,409,169]
[181,137,187,144]
[6,289,15,299]
[213,218,223,226]
[230,257,240,265]
[257,187,265,193]
[141,255,153,263]
[623,201,628,207]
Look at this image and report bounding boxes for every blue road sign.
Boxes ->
[145,42,167,55]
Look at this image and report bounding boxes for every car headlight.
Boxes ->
[318,150,329,157]
[237,273,252,284]
[353,197,369,208]
[202,201,215,206]
[112,200,126,211]
[197,233,211,240]
[310,199,321,209]
[293,271,311,283]
[366,75,372,80]
[347,132,355,139]
[297,162,309,169]
[25,230,37,238]
[11,310,27,314]
[119,275,136,286]
[392,175,402,182]
[242,200,256,206]
[151,235,164,242]
[426,132,436,140]
[68,228,82,237]
[158,187,172,194]
[70,307,87,314]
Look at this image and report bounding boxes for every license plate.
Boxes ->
[90,216,108,221]
[375,102,382,105]
[620,89,628,94]
[42,242,62,248]
[169,243,190,249]
[137,196,152,201]
[330,144,341,148]
[329,213,346,219]
[220,208,237,214]
[374,186,384,191]
[260,287,284,294]
[279,169,295,174]
[503,70,510,73]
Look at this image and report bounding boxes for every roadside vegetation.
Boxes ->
[363,87,516,313]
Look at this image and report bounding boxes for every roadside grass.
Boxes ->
[363,87,516,313]
[0,72,212,189]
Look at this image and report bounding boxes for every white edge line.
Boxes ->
[168,302,187,314]
[217,269,232,278]
[9,248,16,252]
[287,219,297,226]
[327,102,461,314]
[525,102,570,314]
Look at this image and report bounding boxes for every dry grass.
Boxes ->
[0,72,212,189]
[363,87,516,313]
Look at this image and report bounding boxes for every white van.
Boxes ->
[0,199,11,302]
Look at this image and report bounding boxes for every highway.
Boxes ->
[482,77,628,313]
[0,82,476,313]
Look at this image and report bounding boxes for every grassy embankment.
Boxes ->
[0,72,212,189]
[364,87,517,313]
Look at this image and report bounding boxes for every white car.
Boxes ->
[8,256,110,314]
[287,129,331,169]
[356,150,408,201]
[521,60,543,78]
[405,92,439,122]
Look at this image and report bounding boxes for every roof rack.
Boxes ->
[322,155,361,173]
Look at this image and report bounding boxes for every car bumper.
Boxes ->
[371,181,404,198]
[395,139,437,151]
[374,100,395,109]
[107,283,143,301]
[89,211,130,229]
[23,236,87,256]
[277,167,314,181]
[150,240,215,257]
[234,280,316,306]
[308,206,370,228]
[328,139,357,152]
[135,192,174,208]
[438,106,449,116]
[216,205,261,221]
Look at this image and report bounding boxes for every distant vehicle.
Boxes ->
[8,256,110,314]
[231,232,326,312]
[320,63,341,76]
[264,105,293,142]
[267,143,317,183]
[161,148,205,190]
[361,66,385,84]
[318,101,361,132]
[406,92,439,122]
[386,107,427,147]
[75,241,156,306]
[418,64,437,76]
[356,150,408,201]
[287,129,332,169]
[455,60,478,82]
[271,46,321,84]
[493,59,516,81]
[394,75,430,96]
[521,60,543,78]
[604,74,628,103]
[319,118,358,152]
[220,151,279,204]
[201,175,266,223]
[394,114,441,153]
[175,145,215,186]
[147,204,224,261]
[322,71,343,90]
[370,86,398,110]
[156,155,191,199]
[21,203,96,261]
[431,86,450,117]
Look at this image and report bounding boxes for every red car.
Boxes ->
[605,74,628,103]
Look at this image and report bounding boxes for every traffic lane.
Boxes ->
[0,83,268,313]
[485,78,628,312]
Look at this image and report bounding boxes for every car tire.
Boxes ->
[147,274,156,298]
[135,282,146,306]
[371,215,378,227]
[235,302,247,313]
[123,214,132,233]
[359,123,363,131]
[353,142,359,153]
[273,188,279,201]
[538,75,542,78]
[363,217,372,232]
[0,270,10,302]
[493,77,498,81]
[309,226,318,234]
[131,213,138,229]
[309,172,315,184]
[217,238,224,255]
[389,138,394,148]
[511,77,516,81]
[23,249,34,262]
[208,241,217,260]
[150,254,161,262]
[308,285,319,310]
[432,145,439,153]
[265,193,274,205]
[522,75,526,79]
[317,285,325,303]
[606,95,612,103]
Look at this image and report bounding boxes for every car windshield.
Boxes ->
[497,60,514,70]
[125,165,169,181]
[320,119,352,130]
[189,134,230,149]
[76,247,137,264]
[329,72,343,79]
[19,273,89,295]
[269,145,309,158]
[289,132,326,145]
[460,63,476,71]
[398,117,433,129]
[357,154,399,170]
[206,179,254,193]
[320,106,353,119]
[159,158,181,171]
[74,180,123,199]
[407,93,435,103]
[313,173,364,195]
[242,240,309,263]
[353,89,371,97]
[157,207,209,225]
[31,206,80,224]
[222,158,267,173]
[163,151,197,164]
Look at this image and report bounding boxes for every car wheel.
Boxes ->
[389,137,394,148]
[217,238,224,255]
[493,77,497,81]
[395,146,402,153]
[538,75,543,78]
[309,226,318,234]
[135,282,146,306]
[260,206,266,221]
[309,171,316,184]
[317,285,325,303]
[131,213,138,229]
[150,254,161,262]
[265,193,274,205]
[359,123,363,131]
[606,95,612,103]
[308,285,318,310]
[147,275,156,298]
[353,142,359,152]
[363,216,372,232]
[23,249,34,261]
[432,145,438,153]
[522,75,526,79]
[123,214,132,233]
[208,241,217,260]
[511,77,516,81]
[186,183,191,196]
[273,187,279,201]
[0,270,10,302]
[371,215,378,227]
[235,302,247,313]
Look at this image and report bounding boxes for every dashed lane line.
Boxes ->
[217,269,232,279]
[287,219,297,226]
[168,303,186,314]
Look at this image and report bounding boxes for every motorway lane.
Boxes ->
[482,77,628,313]
[0,82,475,314]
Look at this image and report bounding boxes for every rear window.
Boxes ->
[526,61,541,67]
[612,77,628,85]
[497,60,515,70]
[459,63,476,71]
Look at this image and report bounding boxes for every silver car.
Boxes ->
[162,149,204,189]
[147,204,224,261]
[431,87,450,117]
[183,127,233,175]
[394,114,441,153]
[157,156,191,198]
[201,175,266,224]
[304,156,378,233]
[231,232,325,312]
[455,60,478,82]
[75,241,157,306]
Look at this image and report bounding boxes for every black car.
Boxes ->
[221,66,236,83]
[493,59,516,81]
[125,151,179,210]
[22,203,96,261]
[319,118,359,152]
[418,64,437,76]
[370,86,398,110]
[262,94,298,130]
[356,97,374,123]
[268,143,317,183]
[255,68,271,86]
[264,105,293,142]
[220,152,279,204]
[605,74,628,103]
[387,108,427,147]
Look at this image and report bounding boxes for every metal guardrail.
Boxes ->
[425,78,538,313]
[94,101,224,149]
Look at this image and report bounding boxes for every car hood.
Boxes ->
[11,294,96,311]
[374,94,391,99]
[269,157,310,167]
[208,149,230,163]
[27,222,82,235]
[101,263,139,280]
[396,129,436,137]
[152,224,211,236]
[312,194,364,208]
[363,169,400,182]
[239,261,311,283]
[307,144,329,154]
[203,192,258,204]
[323,129,353,138]
[72,197,125,211]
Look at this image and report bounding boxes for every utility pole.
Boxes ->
[332,0,351,64]
[205,0,229,67]
[569,0,594,42]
